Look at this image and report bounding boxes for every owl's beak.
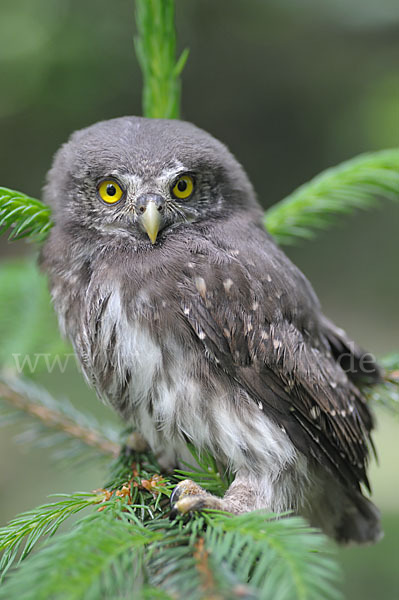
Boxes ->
[137,194,164,244]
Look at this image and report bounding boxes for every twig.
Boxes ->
[0,382,120,457]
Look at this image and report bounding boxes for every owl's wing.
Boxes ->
[178,231,378,493]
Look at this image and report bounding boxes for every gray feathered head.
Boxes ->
[44,116,259,245]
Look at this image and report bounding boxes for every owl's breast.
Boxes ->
[74,285,206,450]
[70,283,296,477]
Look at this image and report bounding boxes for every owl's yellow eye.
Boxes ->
[171,174,194,200]
[97,180,124,204]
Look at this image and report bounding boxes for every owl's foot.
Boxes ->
[170,479,225,518]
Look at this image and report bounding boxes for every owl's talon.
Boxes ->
[170,479,215,519]
[171,495,209,517]
[170,479,225,519]
[170,479,206,507]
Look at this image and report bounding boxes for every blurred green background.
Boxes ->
[0,0,398,598]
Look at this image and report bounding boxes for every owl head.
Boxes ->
[44,116,259,246]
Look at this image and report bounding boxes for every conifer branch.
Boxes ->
[0,451,171,578]
[146,513,342,600]
[265,149,399,245]
[0,512,162,599]
[0,493,104,580]
[134,0,189,119]
[0,440,340,600]
[0,187,52,242]
[0,377,121,459]
[1,503,341,600]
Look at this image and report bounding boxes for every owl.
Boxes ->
[40,116,382,544]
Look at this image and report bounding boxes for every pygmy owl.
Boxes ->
[40,116,382,544]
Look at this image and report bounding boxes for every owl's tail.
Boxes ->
[304,471,383,545]
[334,492,383,545]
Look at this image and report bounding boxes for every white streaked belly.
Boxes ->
[93,288,297,477]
